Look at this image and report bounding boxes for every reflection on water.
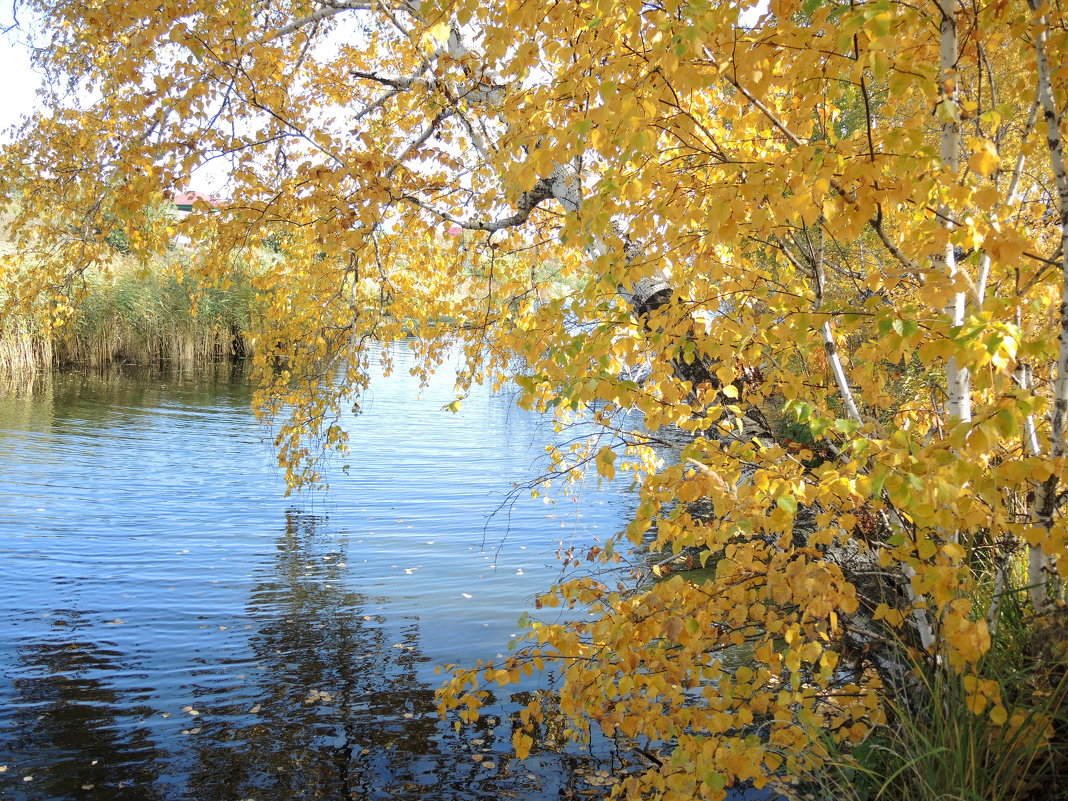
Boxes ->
[0,353,631,800]
[7,612,164,801]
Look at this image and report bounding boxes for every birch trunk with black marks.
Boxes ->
[938,0,972,426]
[1025,0,1068,613]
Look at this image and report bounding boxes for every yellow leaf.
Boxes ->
[989,704,1008,726]
[968,140,1001,177]
[424,20,451,44]
[513,731,534,759]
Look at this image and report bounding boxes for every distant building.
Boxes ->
[172,190,224,214]
[168,191,224,246]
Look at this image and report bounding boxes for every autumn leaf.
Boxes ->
[969,139,1001,177]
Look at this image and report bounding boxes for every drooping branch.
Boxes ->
[710,49,925,278]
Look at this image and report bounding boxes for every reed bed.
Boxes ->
[1,263,256,374]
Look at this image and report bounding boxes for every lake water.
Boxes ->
[0,348,636,800]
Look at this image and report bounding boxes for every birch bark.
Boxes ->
[1025,0,1068,613]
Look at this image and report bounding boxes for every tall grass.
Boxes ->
[0,317,53,375]
[0,261,257,374]
[56,266,255,368]
[804,610,1068,801]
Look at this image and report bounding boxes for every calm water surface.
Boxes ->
[0,349,634,800]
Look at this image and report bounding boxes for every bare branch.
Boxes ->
[258,2,372,43]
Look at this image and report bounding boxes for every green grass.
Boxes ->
[803,612,1068,801]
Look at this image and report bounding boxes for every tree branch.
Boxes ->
[258,2,372,43]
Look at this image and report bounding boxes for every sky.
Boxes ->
[0,8,42,139]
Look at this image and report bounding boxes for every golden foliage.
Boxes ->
[3,0,1068,795]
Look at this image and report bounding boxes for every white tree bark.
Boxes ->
[976,101,1039,303]
[1025,0,1068,613]
[939,0,971,425]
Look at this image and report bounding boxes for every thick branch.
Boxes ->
[259,2,372,43]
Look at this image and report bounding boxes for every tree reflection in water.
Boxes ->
[179,510,590,800]
[0,365,616,800]
[1,610,165,800]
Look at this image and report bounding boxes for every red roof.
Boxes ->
[173,190,224,207]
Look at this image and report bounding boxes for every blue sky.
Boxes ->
[0,10,41,138]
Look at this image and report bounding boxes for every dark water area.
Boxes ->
[0,349,634,801]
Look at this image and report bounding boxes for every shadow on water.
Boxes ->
[2,611,165,800]
[0,505,605,800]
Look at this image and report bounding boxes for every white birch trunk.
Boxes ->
[939,0,971,424]
[1026,0,1068,613]
[976,101,1039,303]
[803,240,937,649]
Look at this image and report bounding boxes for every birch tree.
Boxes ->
[2,0,1066,797]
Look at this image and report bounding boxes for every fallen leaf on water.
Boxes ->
[471,754,484,762]
[482,761,496,770]
[81,785,94,790]
[106,619,125,625]
[403,712,413,719]
[249,705,261,714]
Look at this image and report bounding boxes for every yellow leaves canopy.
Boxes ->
[3,0,1068,796]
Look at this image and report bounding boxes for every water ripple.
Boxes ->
[0,354,640,801]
